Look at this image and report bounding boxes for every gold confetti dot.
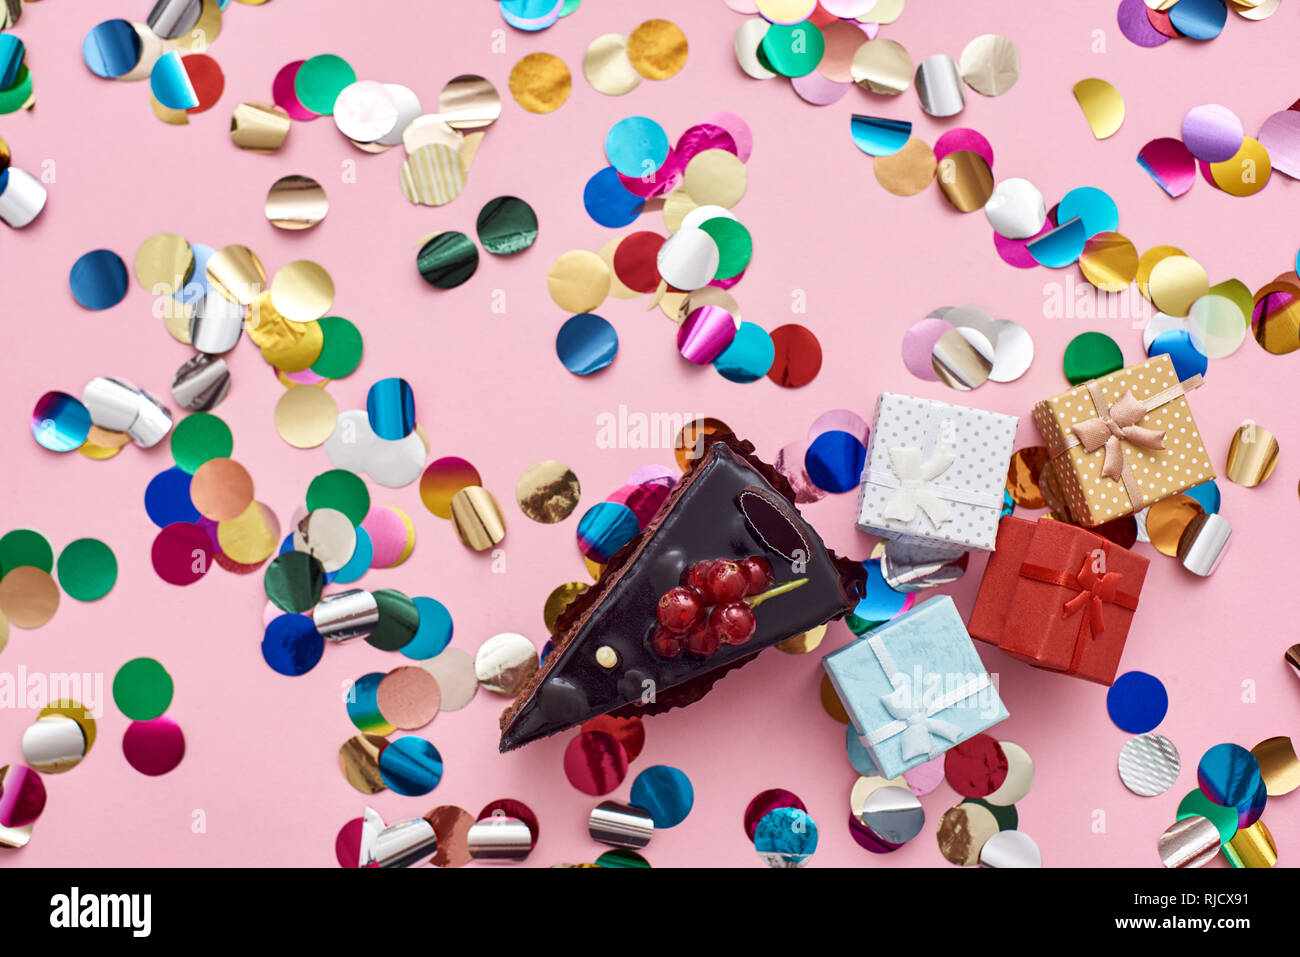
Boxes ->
[682,149,747,208]
[873,137,936,196]
[275,385,339,449]
[547,250,610,313]
[626,19,688,80]
[509,53,571,114]
[270,260,334,323]
[1079,231,1139,292]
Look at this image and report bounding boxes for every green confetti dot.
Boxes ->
[560,0,582,15]
[171,413,233,474]
[306,469,370,526]
[0,65,32,116]
[595,849,649,868]
[311,316,364,379]
[294,54,357,115]
[1063,331,1124,385]
[1177,789,1238,844]
[759,21,825,78]
[56,538,118,601]
[366,589,420,651]
[0,529,54,578]
[264,551,325,614]
[699,217,752,280]
[113,657,174,721]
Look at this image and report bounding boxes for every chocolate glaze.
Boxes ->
[499,433,864,752]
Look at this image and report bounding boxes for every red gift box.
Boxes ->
[969,517,1149,685]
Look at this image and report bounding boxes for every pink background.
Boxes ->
[2,0,1297,868]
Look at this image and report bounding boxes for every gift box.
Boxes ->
[1032,353,1214,526]
[857,393,1018,553]
[822,595,1008,779]
[969,517,1149,685]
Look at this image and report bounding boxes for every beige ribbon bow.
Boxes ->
[1069,390,1166,482]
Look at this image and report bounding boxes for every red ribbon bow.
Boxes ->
[1019,553,1140,673]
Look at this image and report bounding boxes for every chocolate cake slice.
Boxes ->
[499,433,864,751]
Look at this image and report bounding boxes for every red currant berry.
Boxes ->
[650,628,685,659]
[702,560,749,603]
[684,622,722,657]
[711,602,757,644]
[685,560,715,592]
[739,556,773,595]
[656,586,705,634]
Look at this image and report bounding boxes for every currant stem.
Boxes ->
[745,577,809,609]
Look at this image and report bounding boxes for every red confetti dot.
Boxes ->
[562,730,628,796]
[122,716,186,776]
[581,714,646,761]
[182,54,224,114]
[335,817,368,868]
[767,324,822,388]
[151,522,212,586]
[944,734,1009,799]
[612,231,666,293]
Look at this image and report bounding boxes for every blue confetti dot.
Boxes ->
[261,613,325,676]
[605,116,670,178]
[1184,480,1220,514]
[1148,329,1208,381]
[1057,186,1119,238]
[332,526,374,584]
[378,736,444,796]
[1106,670,1168,734]
[402,596,454,660]
[630,765,694,828]
[583,166,645,228]
[753,807,818,865]
[1196,743,1262,808]
[804,429,866,494]
[144,467,200,528]
[69,250,129,311]
[556,313,618,375]
[714,321,775,383]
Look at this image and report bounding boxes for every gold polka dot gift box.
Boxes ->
[1032,353,1214,527]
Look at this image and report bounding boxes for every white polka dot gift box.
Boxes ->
[856,393,1019,553]
[1032,353,1214,527]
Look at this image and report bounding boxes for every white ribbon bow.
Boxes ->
[880,683,962,760]
[882,445,956,527]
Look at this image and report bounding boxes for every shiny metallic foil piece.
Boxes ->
[1005,446,1050,508]
[776,623,827,654]
[206,244,266,305]
[516,460,580,523]
[368,817,439,868]
[1079,231,1140,292]
[423,649,478,711]
[937,150,993,212]
[1118,733,1180,796]
[475,633,539,696]
[931,327,993,390]
[851,37,912,94]
[425,805,475,867]
[1251,736,1300,795]
[626,18,689,80]
[1225,423,1278,486]
[190,290,245,353]
[861,786,925,844]
[585,33,642,95]
[879,539,969,592]
[588,800,654,849]
[313,588,379,642]
[543,582,587,633]
[936,802,999,866]
[134,232,194,293]
[450,486,506,551]
[338,733,388,794]
[915,54,965,118]
[21,716,87,773]
[265,174,328,230]
[958,34,1019,96]
[230,101,290,152]
[82,377,143,432]
[147,0,202,40]
[979,830,1042,867]
[1251,280,1300,355]
[1177,512,1232,576]
[467,816,534,862]
[1072,78,1125,139]
[1224,820,1276,868]
[172,353,230,412]
[1158,815,1220,868]
[438,74,502,130]
[1144,494,1203,557]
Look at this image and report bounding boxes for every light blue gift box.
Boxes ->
[822,595,1008,779]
